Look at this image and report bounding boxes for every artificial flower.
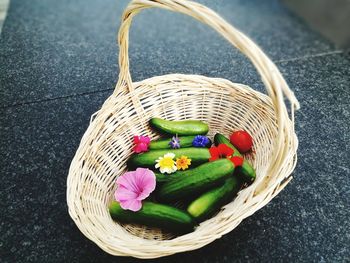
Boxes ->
[115,168,156,211]
[192,135,210,147]
[133,135,150,153]
[155,153,177,174]
[209,144,245,167]
[169,135,180,149]
[176,155,191,170]
[230,156,244,167]
[209,144,234,161]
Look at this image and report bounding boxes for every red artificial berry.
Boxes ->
[230,130,253,153]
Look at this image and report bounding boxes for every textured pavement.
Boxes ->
[0,0,349,262]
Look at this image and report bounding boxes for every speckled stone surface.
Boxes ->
[1,0,349,262]
[0,0,336,107]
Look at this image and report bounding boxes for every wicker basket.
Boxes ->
[67,0,300,259]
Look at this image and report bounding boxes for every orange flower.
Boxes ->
[176,155,191,170]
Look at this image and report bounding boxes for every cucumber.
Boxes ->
[187,177,241,222]
[109,201,194,234]
[150,118,209,135]
[214,133,256,184]
[158,159,235,202]
[154,171,183,183]
[154,171,170,183]
[149,136,212,150]
[149,136,195,150]
[155,169,198,184]
[127,148,210,169]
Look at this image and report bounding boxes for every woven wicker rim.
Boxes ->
[67,0,300,258]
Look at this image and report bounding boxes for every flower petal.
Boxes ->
[116,172,136,189]
[218,144,234,157]
[192,135,210,147]
[135,168,156,193]
[134,142,149,153]
[164,152,175,159]
[133,135,140,144]
[230,156,244,167]
[140,136,150,144]
[119,199,142,212]
[139,143,149,152]
[209,146,220,161]
[115,186,138,201]
[160,167,168,174]
[161,166,177,174]
[133,144,142,153]
[116,171,141,193]
[136,192,150,200]
[169,135,181,149]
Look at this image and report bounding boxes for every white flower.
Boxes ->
[155,152,177,174]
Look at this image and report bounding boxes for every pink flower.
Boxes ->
[133,135,150,153]
[115,168,156,211]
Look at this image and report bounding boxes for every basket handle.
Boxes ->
[116,0,300,109]
[116,0,300,178]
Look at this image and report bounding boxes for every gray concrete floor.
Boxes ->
[283,0,350,50]
[0,0,349,262]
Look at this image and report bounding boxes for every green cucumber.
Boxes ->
[158,159,235,202]
[149,136,196,150]
[214,133,256,184]
[127,147,210,169]
[187,177,241,222]
[155,169,198,184]
[149,136,212,150]
[109,201,194,234]
[154,171,183,183]
[154,171,170,183]
[150,118,209,135]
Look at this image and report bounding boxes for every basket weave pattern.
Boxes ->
[67,0,299,258]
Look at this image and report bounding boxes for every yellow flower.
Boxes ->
[176,155,191,170]
[155,153,177,174]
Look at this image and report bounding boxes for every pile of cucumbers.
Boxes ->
[109,118,256,234]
